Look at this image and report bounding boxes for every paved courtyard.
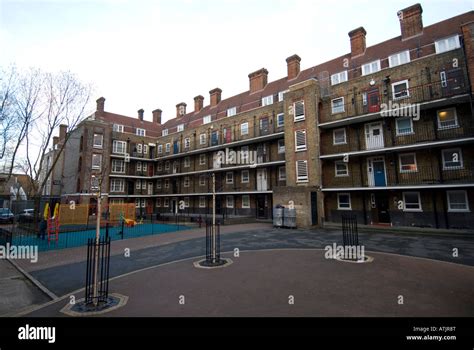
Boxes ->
[3,223,474,317]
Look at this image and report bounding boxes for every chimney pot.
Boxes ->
[248,68,269,93]
[194,95,204,113]
[152,109,162,124]
[286,54,301,80]
[138,109,144,121]
[398,3,423,40]
[176,102,187,118]
[209,88,222,107]
[348,27,367,57]
[96,97,105,113]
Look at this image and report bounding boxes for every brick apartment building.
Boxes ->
[46,3,474,229]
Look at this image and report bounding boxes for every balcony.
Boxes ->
[320,118,474,157]
[323,164,474,190]
[319,71,470,125]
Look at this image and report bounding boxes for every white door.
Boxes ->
[147,183,153,195]
[365,122,384,150]
[257,169,268,191]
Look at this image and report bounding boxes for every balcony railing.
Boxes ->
[323,164,474,189]
[319,72,469,124]
[321,119,474,156]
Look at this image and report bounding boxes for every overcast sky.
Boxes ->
[1,0,473,125]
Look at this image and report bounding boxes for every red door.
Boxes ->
[368,90,380,113]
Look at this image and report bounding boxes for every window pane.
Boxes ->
[396,118,412,134]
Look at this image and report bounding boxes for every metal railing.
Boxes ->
[85,236,111,305]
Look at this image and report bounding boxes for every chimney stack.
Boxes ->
[209,88,222,107]
[152,109,162,124]
[96,97,105,113]
[398,3,423,40]
[176,102,187,118]
[59,124,68,141]
[138,109,144,121]
[53,136,59,147]
[194,95,204,113]
[348,27,367,57]
[248,68,268,93]
[286,54,301,80]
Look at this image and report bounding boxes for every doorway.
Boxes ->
[365,122,384,149]
[367,157,387,187]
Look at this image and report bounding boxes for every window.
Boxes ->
[143,163,147,172]
[333,128,346,145]
[184,157,190,168]
[295,130,307,152]
[142,181,146,190]
[184,177,190,188]
[136,162,142,172]
[362,92,368,106]
[92,154,102,170]
[164,198,169,207]
[403,192,422,211]
[93,134,103,149]
[241,170,249,183]
[112,159,125,173]
[447,191,470,212]
[199,175,206,186]
[134,199,140,208]
[399,153,418,173]
[135,180,141,190]
[143,145,148,154]
[437,108,458,129]
[435,35,460,54]
[177,124,184,132]
[278,90,288,102]
[226,172,234,184]
[136,143,143,153]
[199,154,206,165]
[278,139,285,153]
[136,128,146,136]
[279,167,286,181]
[241,146,249,163]
[392,80,409,99]
[199,196,206,208]
[156,180,162,189]
[165,161,170,170]
[294,101,305,122]
[361,60,381,76]
[227,107,237,117]
[335,161,349,177]
[242,195,250,208]
[165,143,170,153]
[90,176,99,191]
[157,162,163,171]
[226,196,234,208]
[158,144,163,154]
[113,124,124,133]
[396,117,414,135]
[200,133,207,145]
[262,95,274,106]
[162,129,168,136]
[388,50,410,67]
[296,160,308,182]
[164,179,170,189]
[156,198,162,207]
[337,193,351,210]
[331,97,345,114]
[112,140,126,154]
[203,115,211,124]
[277,113,284,127]
[184,197,190,208]
[184,137,190,149]
[442,148,463,169]
[110,179,124,192]
[331,71,348,85]
[241,122,249,136]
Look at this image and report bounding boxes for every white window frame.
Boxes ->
[296,160,309,183]
[143,145,148,154]
[241,122,249,136]
[199,196,206,208]
[184,176,190,188]
[184,157,190,168]
[227,107,237,117]
[165,161,170,170]
[403,192,422,212]
[157,144,163,154]
[112,140,126,154]
[184,197,190,208]
[93,134,103,149]
[135,180,141,190]
[241,170,249,183]
[136,162,142,172]
[437,107,459,130]
[184,137,191,149]
[337,193,351,210]
[162,129,169,137]
[278,90,289,102]
[330,70,348,85]
[388,50,410,68]
[294,101,305,122]
[226,195,234,208]
[136,143,143,154]
[110,179,124,193]
[331,97,345,114]
[156,180,162,189]
[442,148,464,170]
[226,172,234,184]
[279,167,286,181]
[242,195,250,208]
[165,143,170,153]
[91,154,102,170]
[199,154,206,165]
[142,163,147,172]
[278,139,285,154]
[392,80,410,100]
[136,128,146,137]
[157,163,163,171]
[199,175,206,186]
[177,124,184,132]
[361,60,381,76]
[111,159,125,173]
[156,198,162,207]
[277,113,284,127]
[142,181,146,190]
[447,190,470,212]
[203,115,211,124]
[399,153,418,173]
[164,198,170,207]
[164,179,170,189]
[200,133,207,145]
[395,117,414,136]
[335,161,349,177]
[295,130,307,152]
[262,95,274,106]
[333,128,347,145]
[435,35,461,54]
[113,124,124,133]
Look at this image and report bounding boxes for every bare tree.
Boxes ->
[0,66,20,168]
